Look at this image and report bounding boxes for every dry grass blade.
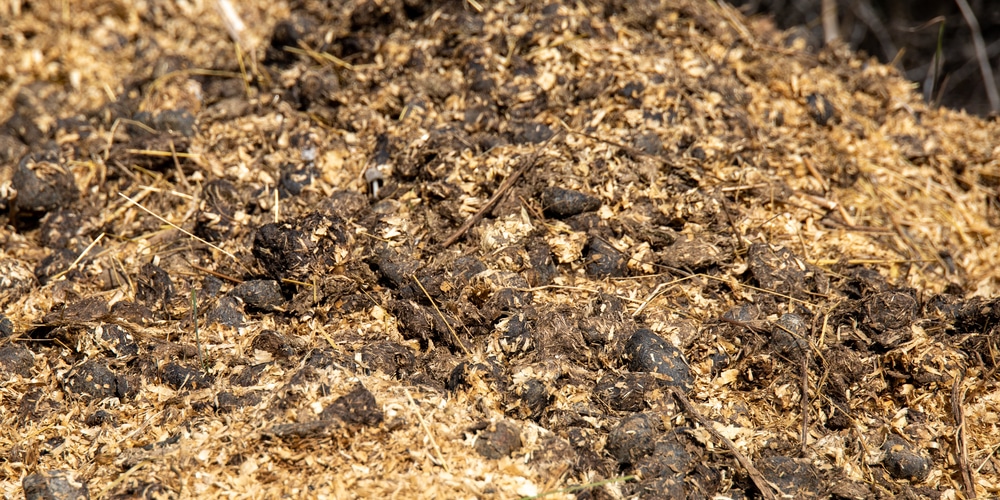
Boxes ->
[123,149,198,158]
[117,192,242,266]
[413,275,470,356]
[699,274,818,307]
[284,44,355,70]
[465,0,483,12]
[233,41,253,100]
[191,288,206,372]
[49,232,105,282]
[631,275,701,317]
[954,0,1000,112]
[403,388,450,473]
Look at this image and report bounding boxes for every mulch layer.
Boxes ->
[2,0,1000,498]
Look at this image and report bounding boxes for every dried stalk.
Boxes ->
[952,374,976,498]
[821,0,839,45]
[954,0,1000,112]
[670,388,776,500]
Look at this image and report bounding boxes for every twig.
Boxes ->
[124,149,198,158]
[670,387,776,500]
[136,185,195,200]
[631,275,702,317]
[800,347,810,455]
[442,131,563,247]
[280,277,313,287]
[234,41,252,100]
[978,441,1000,474]
[465,0,483,12]
[770,320,819,452]
[192,289,206,372]
[113,255,135,294]
[718,196,747,253]
[954,0,1000,112]
[802,157,830,193]
[412,276,470,356]
[952,374,976,498]
[273,187,280,224]
[101,185,155,228]
[632,282,671,318]
[519,284,645,304]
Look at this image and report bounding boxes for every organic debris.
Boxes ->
[2,0,1000,498]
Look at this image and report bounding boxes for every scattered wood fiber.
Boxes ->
[1,0,1000,498]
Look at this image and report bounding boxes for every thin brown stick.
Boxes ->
[234,41,253,100]
[952,374,976,498]
[169,140,190,190]
[802,157,830,193]
[800,348,810,455]
[442,131,563,248]
[284,44,355,71]
[670,388,776,500]
[718,196,747,253]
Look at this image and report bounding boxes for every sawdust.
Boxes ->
[2,0,1000,498]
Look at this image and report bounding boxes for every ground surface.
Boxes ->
[2,0,1000,498]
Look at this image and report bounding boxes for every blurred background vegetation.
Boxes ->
[732,0,1000,116]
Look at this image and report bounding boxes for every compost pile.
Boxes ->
[2,0,1000,498]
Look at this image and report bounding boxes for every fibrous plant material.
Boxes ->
[1,0,1000,498]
